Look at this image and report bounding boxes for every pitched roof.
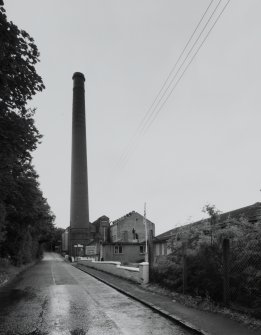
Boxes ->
[103,241,145,246]
[111,210,154,226]
[92,215,109,224]
[155,202,261,241]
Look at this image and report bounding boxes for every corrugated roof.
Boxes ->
[155,202,261,241]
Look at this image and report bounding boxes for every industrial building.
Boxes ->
[62,211,155,263]
[153,202,261,264]
[110,211,155,243]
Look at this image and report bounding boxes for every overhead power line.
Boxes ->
[115,0,217,170]
[116,0,231,171]
[143,0,231,135]
[135,0,216,136]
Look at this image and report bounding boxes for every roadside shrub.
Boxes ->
[150,262,183,292]
[151,243,223,300]
[0,257,10,268]
[186,243,223,301]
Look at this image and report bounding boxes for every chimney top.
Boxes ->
[72,72,85,81]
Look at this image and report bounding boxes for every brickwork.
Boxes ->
[103,242,146,263]
[69,72,90,256]
[110,211,155,243]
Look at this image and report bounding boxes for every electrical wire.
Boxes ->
[143,0,231,134]
[116,0,231,171]
[140,0,223,135]
[114,0,217,169]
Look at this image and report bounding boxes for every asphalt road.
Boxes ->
[0,253,191,335]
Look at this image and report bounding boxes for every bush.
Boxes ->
[0,257,10,268]
[150,262,183,292]
[186,243,223,301]
[151,243,223,300]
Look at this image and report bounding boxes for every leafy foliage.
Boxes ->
[0,2,45,117]
[152,204,261,315]
[0,1,55,265]
[229,234,261,316]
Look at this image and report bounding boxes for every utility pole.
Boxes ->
[143,202,148,262]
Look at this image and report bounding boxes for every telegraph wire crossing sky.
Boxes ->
[4,1,261,234]
[115,0,231,171]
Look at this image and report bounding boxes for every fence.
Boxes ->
[229,238,261,316]
[150,237,261,318]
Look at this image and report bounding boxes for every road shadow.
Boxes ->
[70,329,87,335]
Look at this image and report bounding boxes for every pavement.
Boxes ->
[0,253,189,335]
[76,262,260,335]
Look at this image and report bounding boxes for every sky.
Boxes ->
[4,0,261,235]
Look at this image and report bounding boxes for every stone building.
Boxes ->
[67,72,156,259]
[84,215,110,260]
[99,211,155,263]
[62,211,156,263]
[110,211,155,243]
[102,242,146,264]
[62,215,110,258]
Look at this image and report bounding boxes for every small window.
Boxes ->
[114,245,123,254]
[140,245,145,254]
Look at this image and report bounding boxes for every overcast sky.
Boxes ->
[5,0,261,234]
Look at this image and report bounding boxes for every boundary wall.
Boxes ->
[78,260,149,284]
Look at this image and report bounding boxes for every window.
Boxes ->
[114,245,123,254]
[140,245,145,254]
[163,243,167,255]
[156,244,160,256]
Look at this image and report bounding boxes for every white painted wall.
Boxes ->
[78,259,149,284]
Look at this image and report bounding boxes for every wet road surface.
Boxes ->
[0,253,191,335]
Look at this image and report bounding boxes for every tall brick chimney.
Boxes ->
[69,72,90,257]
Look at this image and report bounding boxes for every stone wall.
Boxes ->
[78,260,149,284]
[110,211,155,242]
[103,243,144,263]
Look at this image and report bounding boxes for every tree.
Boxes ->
[46,227,65,252]
[1,162,56,264]
[0,1,43,187]
[0,1,45,117]
[202,204,221,245]
[0,0,44,196]
[161,204,261,306]
[0,110,41,197]
[0,1,56,264]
